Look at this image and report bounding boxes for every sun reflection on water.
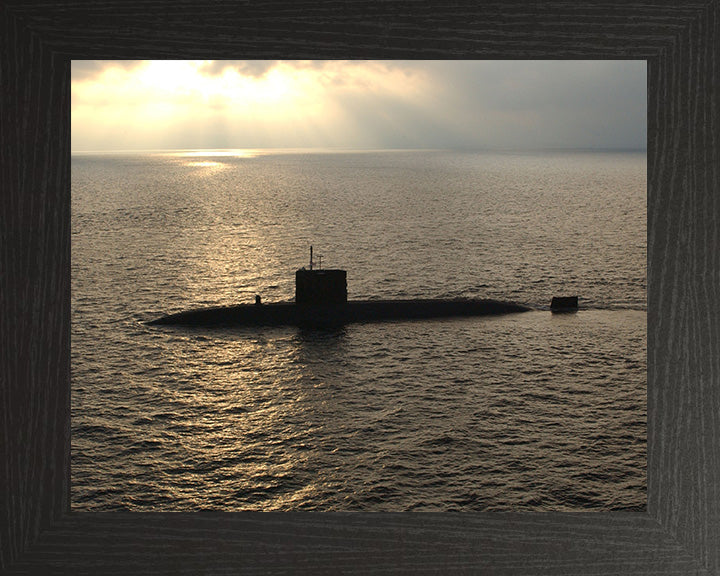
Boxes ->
[147,326,358,510]
[185,160,224,168]
[173,149,260,159]
[161,149,261,169]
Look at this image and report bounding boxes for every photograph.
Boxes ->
[71,59,647,512]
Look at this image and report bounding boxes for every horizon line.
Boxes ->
[71,146,648,155]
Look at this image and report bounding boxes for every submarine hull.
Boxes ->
[147,298,531,328]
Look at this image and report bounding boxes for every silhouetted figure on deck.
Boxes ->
[255,295,262,305]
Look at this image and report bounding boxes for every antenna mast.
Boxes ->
[309,246,313,270]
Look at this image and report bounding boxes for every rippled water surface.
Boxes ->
[72,150,646,511]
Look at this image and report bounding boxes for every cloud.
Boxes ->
[71,60,646,152]
[195,60,351,79]
[197,60,280,78]
[71,60,147,81]
[400,60,647,149]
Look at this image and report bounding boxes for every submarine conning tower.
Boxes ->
[295,246,347,305]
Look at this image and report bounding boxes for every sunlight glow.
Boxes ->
[71,61,432,152]
[71,60,647,152]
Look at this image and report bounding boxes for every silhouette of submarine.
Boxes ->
[148,247,531,328]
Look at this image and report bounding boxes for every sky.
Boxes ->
[71,60,646,152]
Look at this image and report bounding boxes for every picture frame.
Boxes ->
[2,1,718,573]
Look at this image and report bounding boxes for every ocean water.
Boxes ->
[71,149,646,511]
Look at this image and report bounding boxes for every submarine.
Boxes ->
[147,247,531,328]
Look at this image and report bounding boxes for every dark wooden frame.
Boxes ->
[2,1,718,574]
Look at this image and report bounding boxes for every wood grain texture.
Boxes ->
[2,513,706,575]
[647,1,720,572]
[1,1,718,574]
